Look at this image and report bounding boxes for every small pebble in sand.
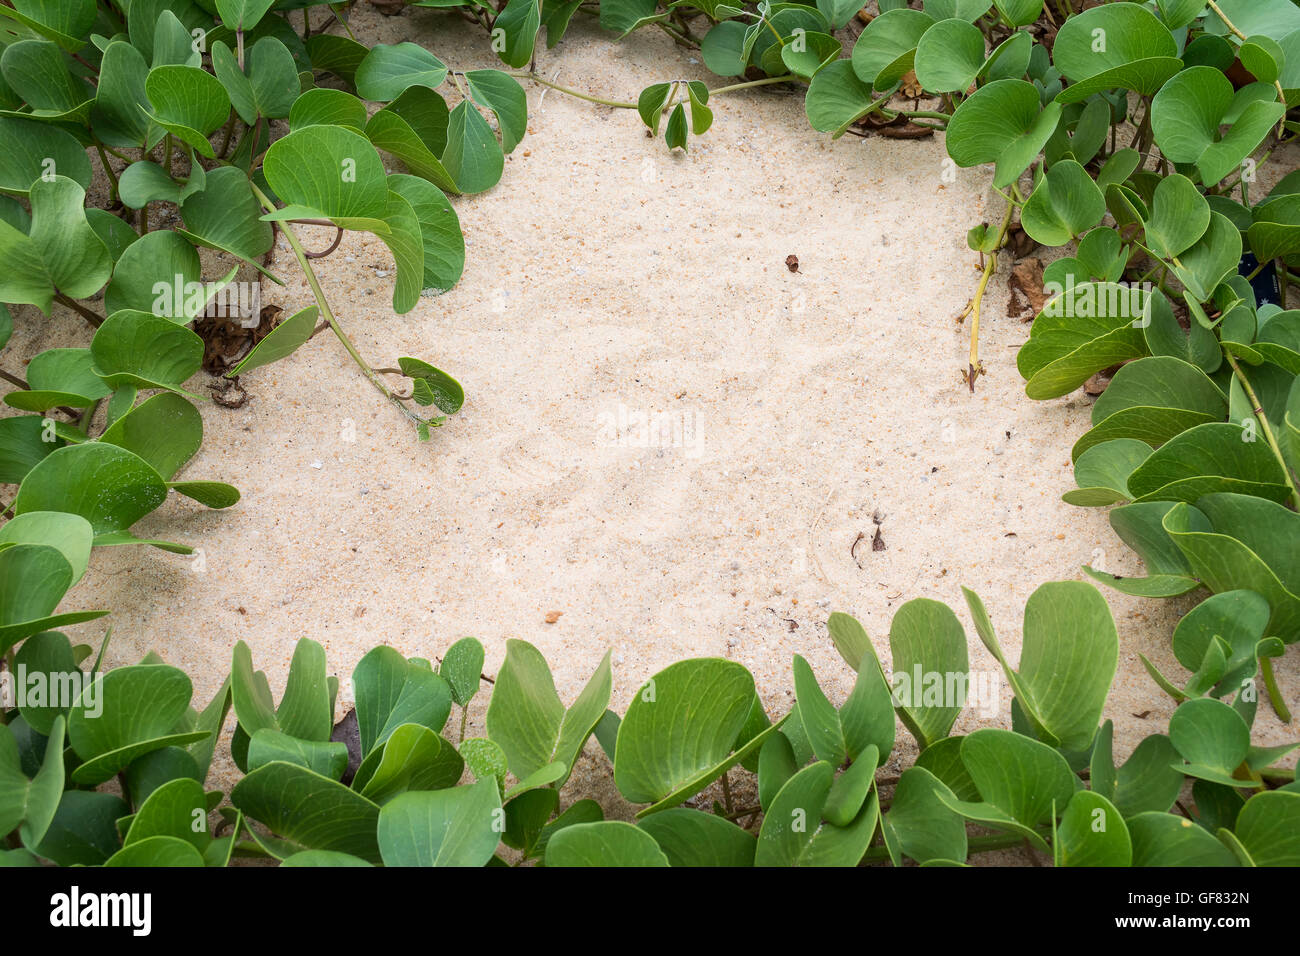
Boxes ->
[545,610,563,624]
[310,460,323,469]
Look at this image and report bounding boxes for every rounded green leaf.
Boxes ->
[0,512,92,588]
[946,79,1063,189]
[103,230,202,320]
[614,658,756,810]
[355,42,448,102]
[888,597,970,748]
[636,808,756,866]
[546,820,669,867]
[914,17,986,94]
[1152,66,1286,188]
[377,779,501,866]
[1051,4,1181,104]
[805,59,877,136]
[228,304,319,377]
[263,124,389,221]
[91,310,204,392]
[1019,159,1106,247]
[0,117,90,195]
[144,65,233,159]
[851,8,933,90]
[14,441,168,535]
[1234,791,1300,866]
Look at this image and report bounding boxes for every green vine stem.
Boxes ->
[248,180,432,431]
[1260,656,1293,724]
[957,187,1017,391]
[1224,350,1300,511]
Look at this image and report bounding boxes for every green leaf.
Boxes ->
[1128,811,1237,866]
[442,99,505,194]
[365,98,459,195]
[0,117,91,195]
[0,514,91,589]
[850,8,933,90]
[228,305,319,376]
[67,664,202,785]
[791,652,892,767]
[144,65,232,159]
[486,640,611,784]
[1126,422,1291,505]
[103,230,202,319]
[352,645,452,757]
[827,610,875,672]
[263,124,389,221]
[1172,212,1243,301]
[465,69,527,153]
[0,545,103,655]
[946,79,1063,189]
[104,835,204,866]
[5,346,110,411]
[1054,790,1131,866]
[1051,4,1182,104]
[1073,356,1226,460]
[289,88,368,132]
[1064,438,1152,506]
[881,765,967,865]
[210,38,298,127]
[232,761,381,862]
[0,416,61,484]
[888,597,969,748]
[805,59,878,137]
[0,176,112,314]
[1152,67,1286,188]
[91,310,205,393]
[356,43,448,101]
[387,174,464,293]
[1168,697,1252,787]
[1233,791,1300,865]
[376,779,501,866]
[248,728,348,778]
[991,0,1040,28]
[353,723,462,803]
[546,820,670,866]
[492,0,541,68]
[14,442,168,536]
[1164,494,1300,642]
[0,0,96,50]
[98,393,202,480]
[305,33,370,86]
[914,17,986,94]
[615,658,775,815]
[780,30,841,80]
[123,777,209,850]
[755,761,880,865]
[32,790,128,866]
[939,729,1075,852]
[215,0,277,31]
[1173,590,1271,699]
[1020,159,1106,247]
[1,39,92,120]
[637,808,756,866]
[440,636,485,707]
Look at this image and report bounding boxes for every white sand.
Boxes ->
[10,10,1297,819]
